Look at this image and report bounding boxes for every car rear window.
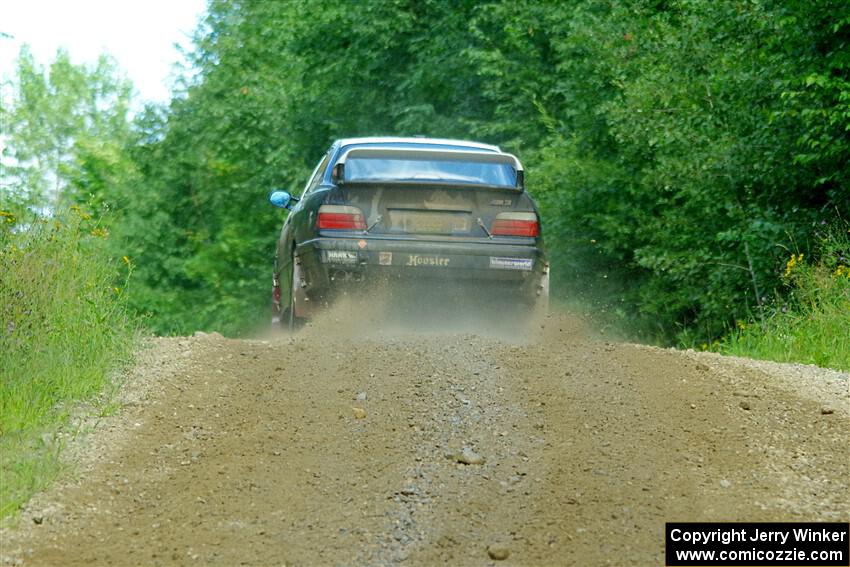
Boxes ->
[344,156,517,187]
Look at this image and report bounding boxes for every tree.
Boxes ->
[1,46,132,214]
[99,0,850,342]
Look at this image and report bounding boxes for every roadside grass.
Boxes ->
[0,208,137,519]
[718,224,850,372]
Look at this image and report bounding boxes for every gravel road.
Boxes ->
[2,309,847,566]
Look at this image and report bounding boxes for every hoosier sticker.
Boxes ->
[405,254,450,267]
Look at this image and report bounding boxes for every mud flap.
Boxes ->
[292,256,312,318]
[537,262,550,314]
[271,273,282,325]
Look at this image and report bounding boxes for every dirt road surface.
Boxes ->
[2,310,848,566]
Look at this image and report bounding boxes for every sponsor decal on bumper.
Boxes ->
[405,254,450,267]
[378,251,393,266]
[323,250,358,265]
[489,257,533,271]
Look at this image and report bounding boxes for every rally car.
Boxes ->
[269,137,548,327]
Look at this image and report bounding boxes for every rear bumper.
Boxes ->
[294,234,547,297]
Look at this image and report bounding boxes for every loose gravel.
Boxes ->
[1,312,847,566]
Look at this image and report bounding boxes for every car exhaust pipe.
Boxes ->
[329,269,365,283]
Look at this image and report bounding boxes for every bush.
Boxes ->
[718,222,850,371]
[0,207,137,517]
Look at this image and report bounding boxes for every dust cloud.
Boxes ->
[283,278,568,343]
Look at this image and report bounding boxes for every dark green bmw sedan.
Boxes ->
[269,137,549,327]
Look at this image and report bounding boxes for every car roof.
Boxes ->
[335,136,501,153]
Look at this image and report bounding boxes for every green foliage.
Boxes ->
[519,0,850,342]
[0,208,137,516]
[719,222,850,371]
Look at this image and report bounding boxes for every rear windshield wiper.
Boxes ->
[364,214,383,234]
[477,217,493,239]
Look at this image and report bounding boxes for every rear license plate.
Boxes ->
[387,210,471,234]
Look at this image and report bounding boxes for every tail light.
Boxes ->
[317,205,366,230]
[491,212,539,237]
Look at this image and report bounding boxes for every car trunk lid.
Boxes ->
[325,183,537,240]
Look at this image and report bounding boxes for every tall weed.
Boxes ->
[0,207,136,517]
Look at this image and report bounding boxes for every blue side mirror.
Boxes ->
[269,190,292,209]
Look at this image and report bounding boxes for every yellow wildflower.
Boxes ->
[122,255,131,266]
[90,228,109,238]
[736,320,747,330]
[784,253,804,277]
